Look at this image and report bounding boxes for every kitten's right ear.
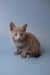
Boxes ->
[23,23,27,31]
[10,22,15,31]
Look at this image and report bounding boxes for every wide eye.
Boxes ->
[15,33,17,36]
[20,33,23,36]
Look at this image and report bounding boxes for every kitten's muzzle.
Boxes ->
[12,37,23,42]
[18,38,20,41]
[17,38,22,42]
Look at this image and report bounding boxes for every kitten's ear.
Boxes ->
[10,22,15,31]
[23,23,27,31]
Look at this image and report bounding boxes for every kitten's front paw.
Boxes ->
[20,54,26,58]
[13,51,19,55]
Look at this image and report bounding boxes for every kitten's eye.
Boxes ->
[20,33,23,36]
[15,33,17,36]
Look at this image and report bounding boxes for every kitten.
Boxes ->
[9,22,41,58]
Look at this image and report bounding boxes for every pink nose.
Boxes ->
[18,38,20,40]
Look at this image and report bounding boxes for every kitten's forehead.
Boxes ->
[14,25,24,32]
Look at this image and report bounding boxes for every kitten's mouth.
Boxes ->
[17,39,22,42]
[12,37,24,42]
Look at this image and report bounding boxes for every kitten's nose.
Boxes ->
[18,38,20,40]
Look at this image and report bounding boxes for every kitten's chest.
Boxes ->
[11,39,25,49]
[16,42,24,49]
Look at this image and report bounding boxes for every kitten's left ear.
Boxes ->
[23,23,27,31]
[10,22,15,31]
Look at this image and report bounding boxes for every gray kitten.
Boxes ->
[9,22,41,58]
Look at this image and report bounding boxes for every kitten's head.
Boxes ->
[9,22,27,42]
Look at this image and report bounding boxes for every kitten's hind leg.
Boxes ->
[26,52,33,58]
[33,50,41,57]
[26,54,32,58]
